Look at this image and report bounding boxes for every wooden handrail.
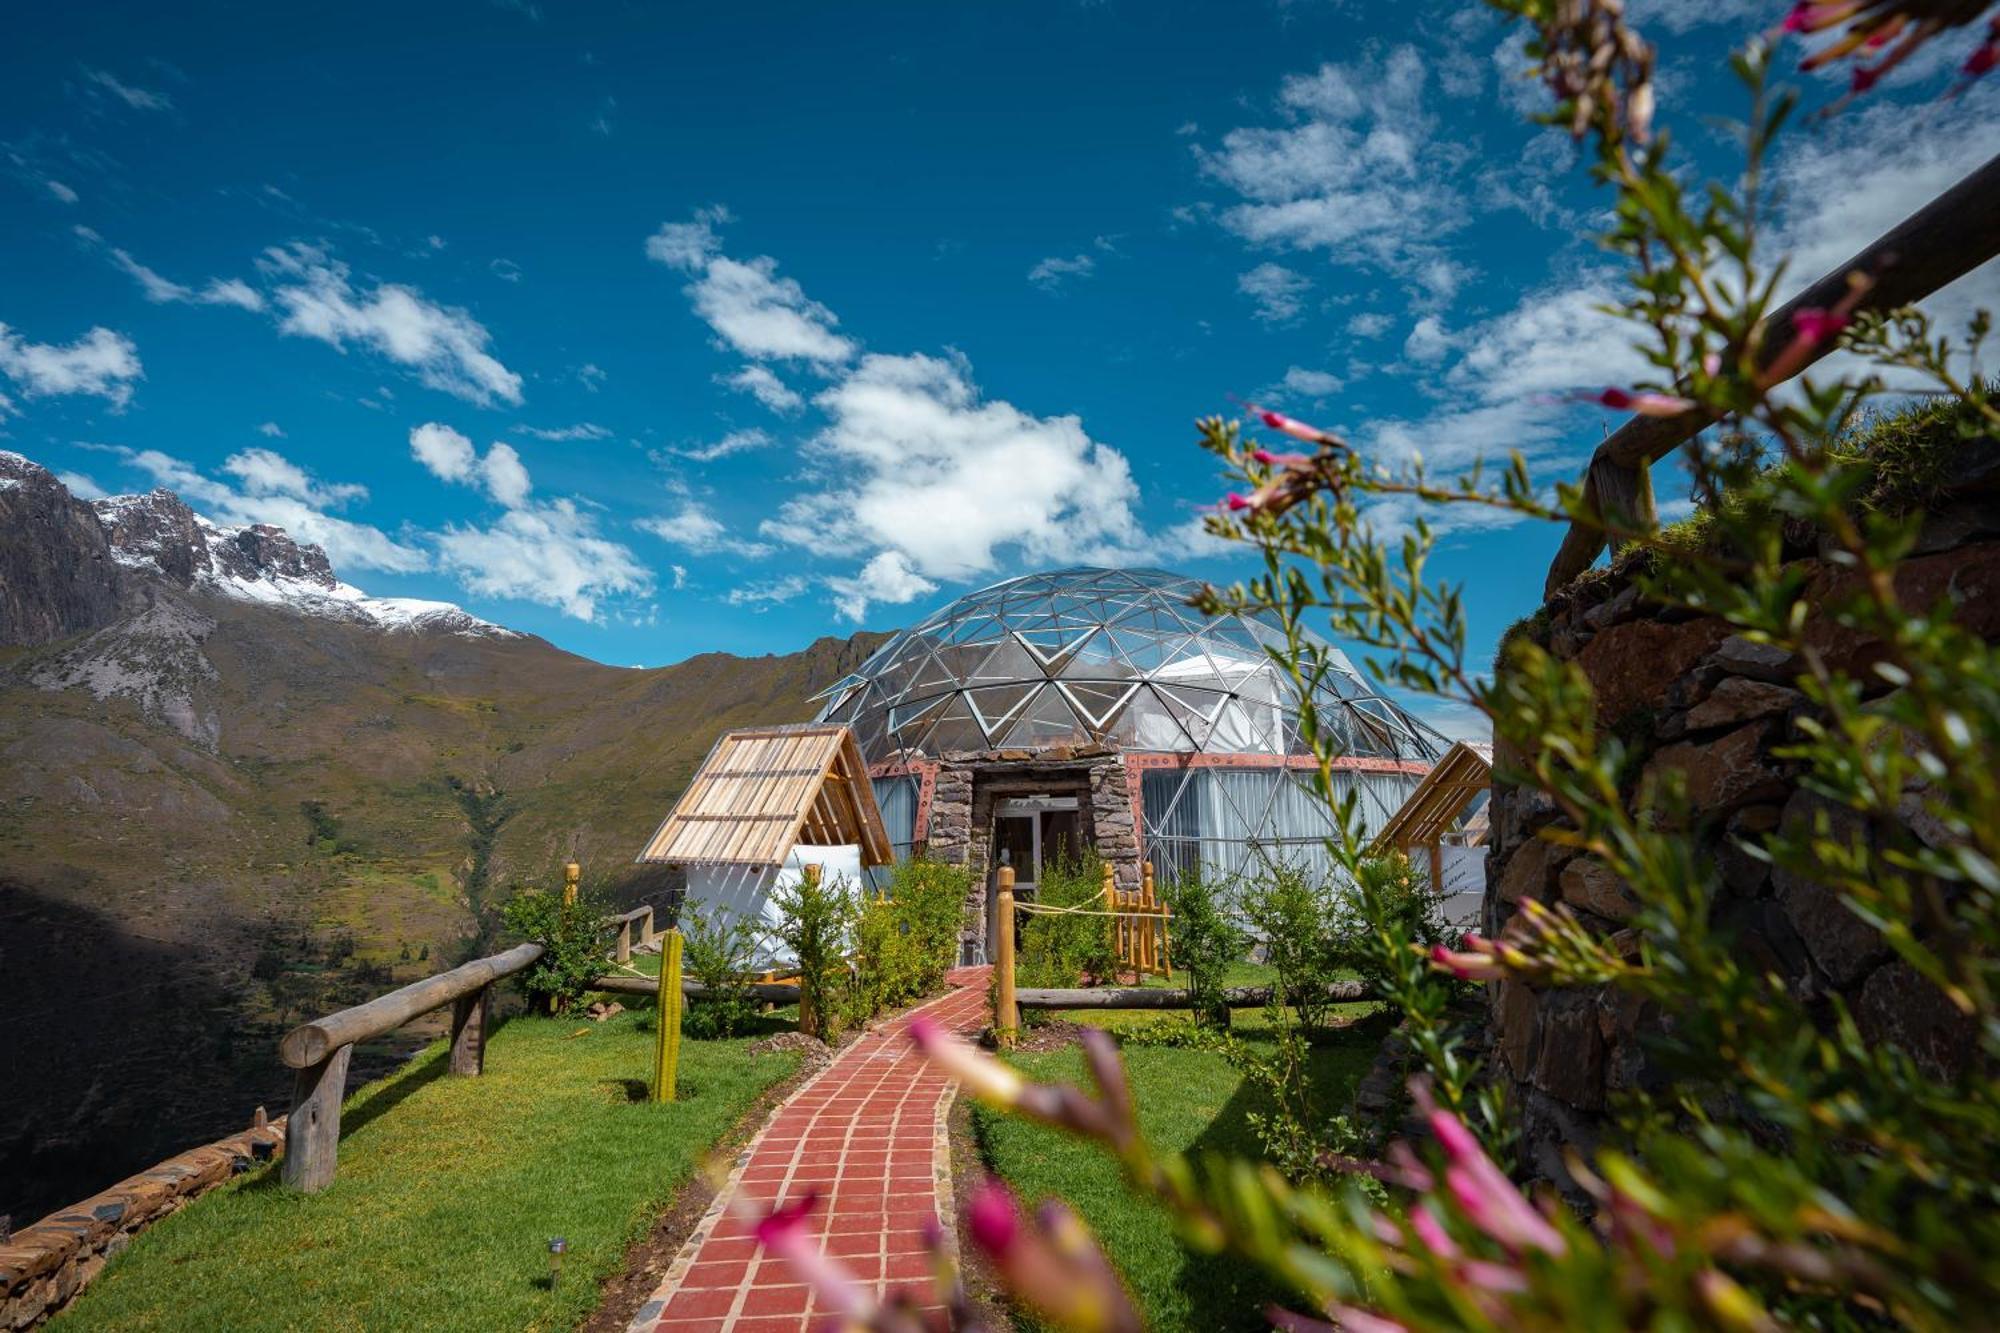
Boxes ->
[1544,152,2000,599]
[591,973,802,1004]
[1017,980,1369,1010]
[277,941,544,1192]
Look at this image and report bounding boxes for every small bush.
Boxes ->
[500,879,607,1014]
[842,890,922,1028]
[679,903,762,1039]
[1241,864,1344,1036]
[885,856,970,992]
[1018,848,1115,996]
[774,868,856,1040]
[1157,866,1244,1027]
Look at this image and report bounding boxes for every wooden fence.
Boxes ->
[277,941,543,1191]
[1543,151,2000,599]
[1106,861,1171,979]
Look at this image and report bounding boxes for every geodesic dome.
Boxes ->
[813,567,1447,882]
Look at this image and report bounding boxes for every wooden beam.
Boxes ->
[1017,980,1370,1010]
[279,942,544,1069]
[1545,151,2000,598]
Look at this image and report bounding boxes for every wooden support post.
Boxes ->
[653,929,684,1103]
[281,1042,352,1193]
[563,861,581,907]
[1148,862,1172,976]
[995,866,1018,1047]
[1428,841,1444,896]
[448,983,490,1076]
[640,906,655,948]
[1140,862,1159,976]
[614,917,632,964]
[1100,862,1119,970]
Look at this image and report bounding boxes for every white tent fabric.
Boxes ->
[681,844,865,971]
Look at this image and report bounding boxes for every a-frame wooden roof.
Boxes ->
[1368,740,1492,853]
[636,723,893,868]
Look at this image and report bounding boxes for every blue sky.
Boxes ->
[4,0,1994,725]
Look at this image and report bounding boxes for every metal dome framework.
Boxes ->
[813,567,1446,883]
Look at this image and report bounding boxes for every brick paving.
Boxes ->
[631,968,991,1332]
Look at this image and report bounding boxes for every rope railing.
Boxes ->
[1543,152,2000,600]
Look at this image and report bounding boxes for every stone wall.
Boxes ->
[1485,483,2000,1185]
[919,744,1142,958]
[1,1112,286,1329]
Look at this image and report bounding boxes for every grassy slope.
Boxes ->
[976,966,1379,1332]
[54,1007,798,1333]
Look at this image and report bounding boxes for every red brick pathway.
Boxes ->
[632,969,991,1332]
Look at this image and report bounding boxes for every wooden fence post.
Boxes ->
[1148,862,1172,976]
[563,861,580,907]
[449,983,490,1076]
[654,929,684,1103]
[281,1043,353,1193]
[995,866,1018,1047]
[1101,862,1119,971]
[640,906,656,949]
[1140,862,1158,975]
[614,917,632,964]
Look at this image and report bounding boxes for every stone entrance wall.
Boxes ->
[919,743,1142,958]
[1485,484,1999,1184]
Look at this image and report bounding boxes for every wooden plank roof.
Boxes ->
[635,723,893,868]
[1368,740,1492,854]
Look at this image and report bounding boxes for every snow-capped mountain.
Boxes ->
[1,450,514,641]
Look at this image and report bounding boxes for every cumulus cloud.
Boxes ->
[113,445,428,573]
[0,321,143,407]
[827,550,938,622]
[98,241,265,311]
[57,470,105,498]
[434,500,649,620]
[1197,47,1469,302]
[766,350,1146,616]
[725,575,808,607]
[636,502,773,557]
[720,364,805,414]
[408,422,531,506]
[1237,262,1311,324]
[258,421,285,437]
[1403,314,1453,365]
[1028,253,1096,292]
[646,209,854,366]
[259,244,523,406]
[1277,366,1344,400]
[1346,311,1392,339]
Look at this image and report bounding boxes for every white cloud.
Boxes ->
[46,180,78,204]
[259,244,523,406]
[57,469,105,498]
[725,576,808,607]
[1198,47,1470,301]
[1237,262,1310,324]
[646,210,855,366]
[636,502,773,557]
[408,422,531,506]
[435,500,650,620]
[576,362,606,392]
[827,550,938,622]
[258,421,285,437]
[674,427,770,463]
[514,422,611,441]
[103,244,266,311]
[80,68,172,112]
[1028,254,1096,291]
[670,563,688,590]
[1278,366,1344,399]
[721,364,805,414]
[1346,311,1392,339]
[0,321,143,407]
[767,350,1146,617]
[115,445,428,573]
[1403,314,1453,365]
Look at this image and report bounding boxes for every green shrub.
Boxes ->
[842,890,919,1028]
[885,856,969,992]
[678,903,761,1039]
[773,868,855,1041]
[1157,865,1244,1027]
[1240,864,1346,1037]
[499,880,607,1014]
[1017,848,1115,997]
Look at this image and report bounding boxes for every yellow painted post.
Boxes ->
[1146,862,1171,977]
[653,928,684,1103]
[1139,861,1156,975]
[563,861,580,907]
[995,865,1018,1047]
[1100,862,1120,971]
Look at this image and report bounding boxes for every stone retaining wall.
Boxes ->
[0,1112,286,1329]
[1484,469,2000,1186]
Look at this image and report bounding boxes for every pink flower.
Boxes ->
[1790,307,1849,347]
[1407,1203,1460,1259]
[1414,1084,1568,1258]
[968,1177,1019,1255]
[908,1015,1026,1106]
[1225,492,1253,512]
[1430,937,1505,982]
[1251,448,1314,469]
[1580,387,1696,417]
[1850,63,1883,94]
[1962,20,1998,79]
[749,1192,874,1321]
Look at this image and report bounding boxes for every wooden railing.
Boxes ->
[1543,152,2000,599]
[1105,862,1171,979]
[604,904,656,963]
[277,941,543,1191]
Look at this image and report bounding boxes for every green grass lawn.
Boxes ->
[979,966,1381,1332]
[56,1000,800,1333]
